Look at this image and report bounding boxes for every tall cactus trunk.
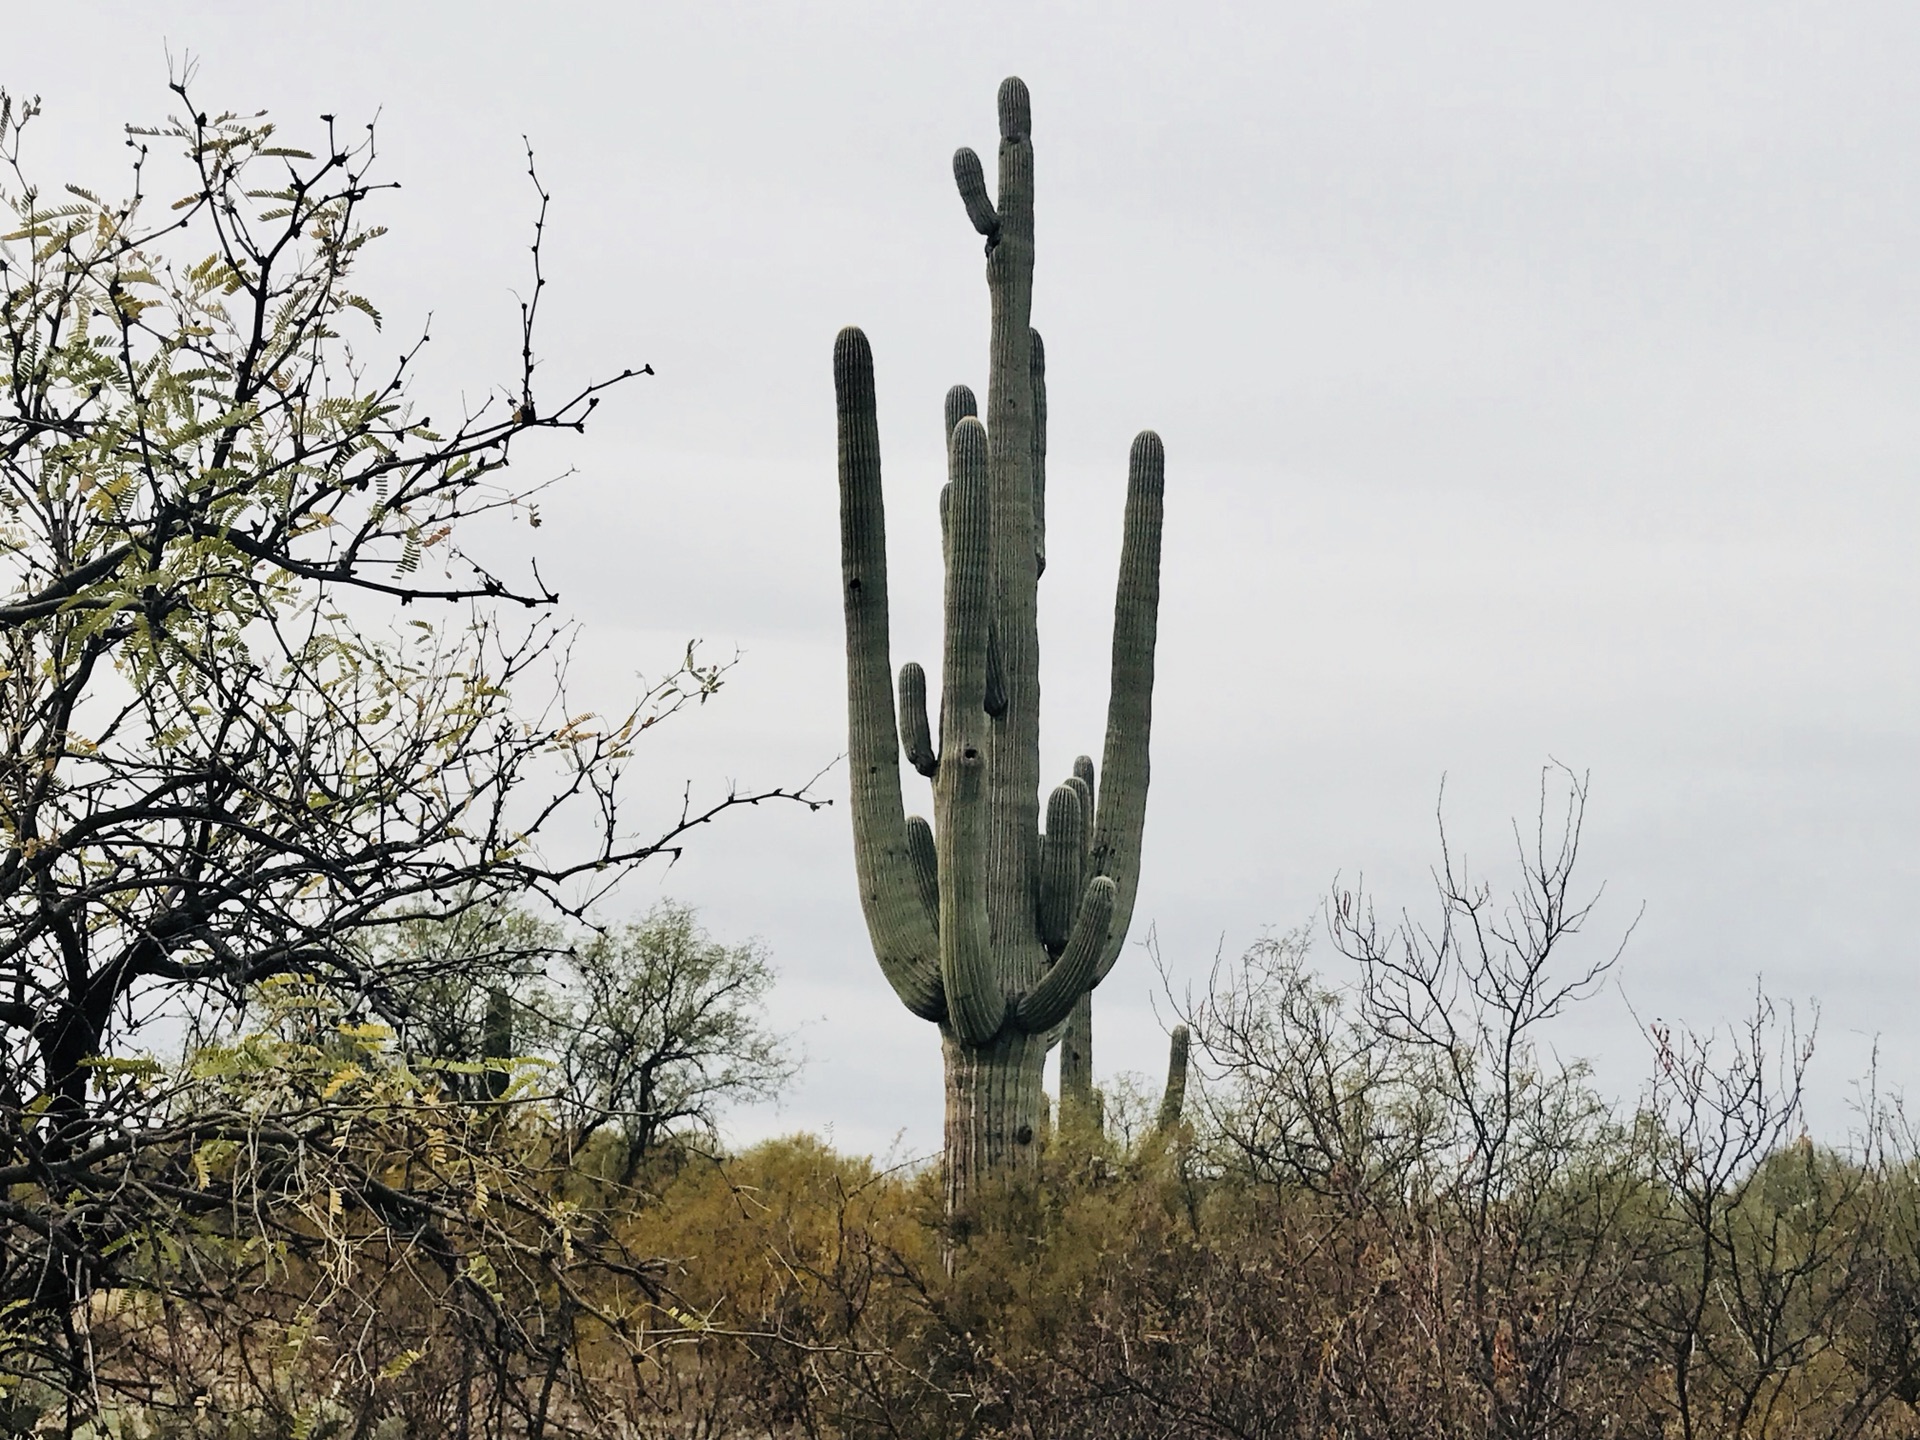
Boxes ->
[943,1028,1049,1223]
[834,77,1165,1225]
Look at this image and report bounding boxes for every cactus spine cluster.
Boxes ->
[833,77,1165,1218]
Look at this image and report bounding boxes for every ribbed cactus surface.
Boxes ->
[833,78,1166,1220]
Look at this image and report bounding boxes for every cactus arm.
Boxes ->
[945,384,979,442]
[1037,782,1084,954]
[906,814,940,925]
[941,388,977,562]
[1067,771,1098,1090]
[1058,990,1094,1112]
[899,662,938,777]
[953,148,999,242]
[1154,1024,1191,1136]
[1031,328,1047,577]
[1017,876,1114,1033]
[937,416,1007,1044]
[1065,766,1094,887]
[940,389,975,591]
[1063,774,1092,818]
[1060,758,1097,1099]
[1089,431,1166,982]
[834,326,946,1023]
[951,351,1004,739]
[1059,768,1105,1090]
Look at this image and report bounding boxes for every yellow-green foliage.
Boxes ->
[627,1135,941,1328]
[56,1102,1920,1440]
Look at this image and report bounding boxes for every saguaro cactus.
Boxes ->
[833,77,1165,1221]
[1154,1024,1191,1139]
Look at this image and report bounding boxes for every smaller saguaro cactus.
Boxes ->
[482,987,513,1103]
[1154,1024,1191,1139]
[834,77,1166,1221]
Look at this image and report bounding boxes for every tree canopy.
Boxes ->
[0,79,811,1416]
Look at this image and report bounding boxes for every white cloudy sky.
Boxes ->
[10,3,1919,1154]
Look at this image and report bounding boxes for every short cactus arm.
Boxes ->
[1037,782,1084,955]
[1066,762,1094,890]
[1089,431,1167,982]
[906,815,939,924]
[899,662,937,777]
[941,386,977,562]
[945,384,979,442]
[834,326,945,1022]
[1017,876,1114,1034]
[953,149,999,242]
[937,416,1007,1044]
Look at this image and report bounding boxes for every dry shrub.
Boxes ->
[54,769,1920,1439]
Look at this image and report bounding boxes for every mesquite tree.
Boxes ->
[833,77,1165,1217]
[0,83,807,1407]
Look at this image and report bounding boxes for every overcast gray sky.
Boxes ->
[11,2,1918,1155]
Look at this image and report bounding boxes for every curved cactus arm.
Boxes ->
[1089,431,1166,983]
[1030,328,1048,578]
[835,326,945,1023]
[953,148,999,242]
[906,814,940,925]
[899,662,938,777]
[1037,782,1084,955]
[1017,876,1114,1034]
[937,415,1007,1045]
[1154,1024,1191,1136]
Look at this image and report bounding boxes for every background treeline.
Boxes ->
[32,889,1920,1440]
